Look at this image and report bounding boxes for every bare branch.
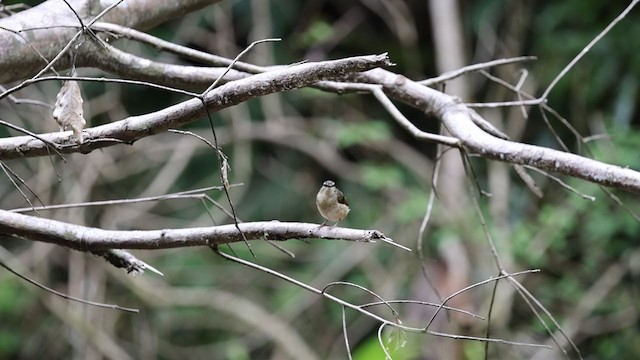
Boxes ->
[341,307,353,360]
[202,38,281,94]
[81,43,250,91]
[1,75,200,102]
[541,0,639,99]
[0,210,397,251]
[0,0,222,83]
[359,300,482,320]
[420,56,537,86]
[0,53,392,159]
[424,269,540,331]
[0,259,139,312]
[212,246,550,349]
[523,165,595,201]
[349,68,640,193]
[10,184,241,213]
[91,249,164,276]
[91,21,268,73]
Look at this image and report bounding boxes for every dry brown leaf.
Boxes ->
[53,80,86,143]
[221,155,230,190]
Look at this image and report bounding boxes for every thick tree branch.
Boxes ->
[83,44,250,90]
[350,68,640,193]
[0,0,221,83]
[0,209,394,251]
[0,53,392,159]
[91,21,268,73]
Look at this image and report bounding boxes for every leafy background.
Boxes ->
[1,0,639,359]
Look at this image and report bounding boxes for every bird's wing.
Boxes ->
[337,190,348,206]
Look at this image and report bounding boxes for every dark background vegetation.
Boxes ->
[1,0,639,359]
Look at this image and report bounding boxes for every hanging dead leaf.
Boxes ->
[53,80,86,143]
[220,154,230,190]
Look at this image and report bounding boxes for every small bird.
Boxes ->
[316,180,350,226]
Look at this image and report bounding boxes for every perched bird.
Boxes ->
[316,180,350,226]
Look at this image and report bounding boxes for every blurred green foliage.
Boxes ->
[337,120,391,147]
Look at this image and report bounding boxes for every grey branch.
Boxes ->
[0,209,396,251]
[0,0,222,83]
[91,249,164,276]
[0,53,391,159]
[350,69,640,193]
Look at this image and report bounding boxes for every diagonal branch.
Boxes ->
[349,68,640,193]
[0,53,392,159]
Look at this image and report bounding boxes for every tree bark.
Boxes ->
[0,0,221,83]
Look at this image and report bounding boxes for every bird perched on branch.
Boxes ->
[316,180,350,226]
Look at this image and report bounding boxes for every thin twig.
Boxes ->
[342,307,353,360]
[378,323,392,359]
[509,277,581,359]
[10,184,242,213]
[322,80,459,145]
[370,86,460,146]
[513,164,544,198]
[479,69,584,142]
[423,269,540,331]
[168,129,217,148]
[539,106,571,153]
[198,39,281,259]
[202,38,281,95]
[90,22,269,74]
[598,186,640,222]
[263,237,296,258]
[211,246,549,348]
[0,260,139,313]
[2,0,123,98]
[0,119,64,158]
[420,56,537,86]
[0,84,51,108]
[93,249,164,276]
[322,281,400,317]
[462,150,579,357]
[0,161,43,214]
[541,0,639,99]
[483,270,501,360]
[200,103,255,258]
[514,69,530,119]
[359,299,482,320]
[464,98,544,108]
[0,26,57,73]
[0,75,199,102]
[169,128,292,254]
[417,140,445,304]
[523,165,595,201]
[374,236,412,252]
[60,0,106,49]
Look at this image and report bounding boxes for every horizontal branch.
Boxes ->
[0,53,392,159]
[0,209,396,251]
